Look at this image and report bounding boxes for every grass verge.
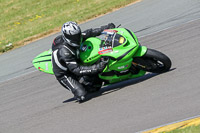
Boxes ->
[165,124,200,133]
[0,0,138,53]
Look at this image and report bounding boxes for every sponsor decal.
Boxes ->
[88,54,99,61]
[119,31,124,34]
[118,66,125,69]
[103,29,118,33]
[119,37,125,44]
[99,46,112,51]
[98,48,113,55]
[118,65,129,69]
[38,67,44,71]
[81,45,87,52]
[45,63,49,70]
[102,30,118,35]
[120,69,129,73]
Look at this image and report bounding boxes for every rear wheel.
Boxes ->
[133,49,171,73]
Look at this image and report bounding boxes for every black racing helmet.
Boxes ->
[62,21,82,48]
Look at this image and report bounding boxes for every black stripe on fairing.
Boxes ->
[35,54,51,59]
[33,59,51,64]
[116,47,136,61]
[115,29,138,61]
[125,28,137,43]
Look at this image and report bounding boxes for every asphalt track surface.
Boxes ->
[0,0,200,132]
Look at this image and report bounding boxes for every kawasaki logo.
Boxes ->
[118,65,128,69]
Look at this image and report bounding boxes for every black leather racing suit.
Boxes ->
[51,24,115,98]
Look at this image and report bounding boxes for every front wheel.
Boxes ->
[133,49,172,73]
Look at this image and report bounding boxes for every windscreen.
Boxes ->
[98,30,126,49]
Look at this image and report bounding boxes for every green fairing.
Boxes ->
[134,45,147,57]
[80,28,140,64]
[32,28,148,84]
[32,49,54,74]
[79,28,147,84]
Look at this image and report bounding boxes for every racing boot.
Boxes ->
[58,75,87,103]
[72,88,87,103]
[79,76,102,93]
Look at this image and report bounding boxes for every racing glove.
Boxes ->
[101,23,116,30]
[97,57,110,72]
[96,61,107,72]
[108,23,116,29]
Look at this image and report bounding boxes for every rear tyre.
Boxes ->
[133,49,171,73]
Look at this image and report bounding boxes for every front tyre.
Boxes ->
[133,49,171,73]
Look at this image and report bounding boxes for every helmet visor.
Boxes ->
[64,32,82,46]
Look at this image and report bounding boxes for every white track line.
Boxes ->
[138,18,200,39]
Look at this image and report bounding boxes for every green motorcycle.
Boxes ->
[32,28,171,89]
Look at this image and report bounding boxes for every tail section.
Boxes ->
[32,49,54,74]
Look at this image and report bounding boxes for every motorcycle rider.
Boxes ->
[51,21,115,102]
